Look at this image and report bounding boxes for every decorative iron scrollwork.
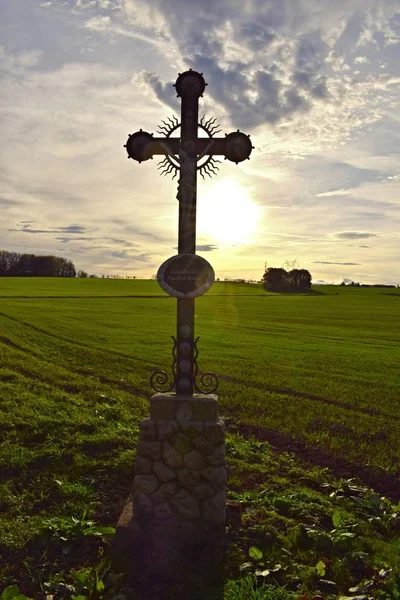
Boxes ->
[150,335,219,394]
[193,336,219,394]
[150,336,177,392]
[156,114,221,180]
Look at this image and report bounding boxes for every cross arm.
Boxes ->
[125,131,180,163]
[125,130,253,164]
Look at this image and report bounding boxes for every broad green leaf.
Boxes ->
[98,526,116,535]
[1,586,19,600]
[248,546,263,561]
[332,511,342,528]
[75,573,89,585]
[83,526,115,536]
[315,560,326,577]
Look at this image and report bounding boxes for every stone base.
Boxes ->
[114,393,226,584]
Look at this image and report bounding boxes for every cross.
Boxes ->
[124,69,253,396]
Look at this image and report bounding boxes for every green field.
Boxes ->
[1,278,400,598]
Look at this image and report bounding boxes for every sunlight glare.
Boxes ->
[198,179,261,245]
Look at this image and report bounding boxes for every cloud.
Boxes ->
[333,231,379,239]
[0,197,24,207]
[297,158,383,193]
[172,244,218,252]
[127,2,333,129]
[317,189,351,197]
[125,0,399,140]
[313,261,361,265]
[354,55,370,64]
[83,15,111,32]
[8,224,87,234]
[110,250,151,262]
[196,244,218,252]
[56,235,139,249]
[106,237,137,247]
[62,225,86,233]
[56,236,95,243]
[0,46,42,73]
[139,71,179,112]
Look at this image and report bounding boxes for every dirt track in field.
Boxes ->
[226,418,400,502]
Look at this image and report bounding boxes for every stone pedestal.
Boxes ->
[115,393,226,581]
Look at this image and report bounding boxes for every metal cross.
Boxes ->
[124,70,253,396]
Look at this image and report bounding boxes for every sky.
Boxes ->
[0,0,399,284]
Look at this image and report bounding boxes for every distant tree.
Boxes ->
[288,269,312,291]
[59,258,76,278]
[262,267,312,293]
[77,270,88,278]
[262,267,288,292]
[0,250,76,277]
[0,251,20,275]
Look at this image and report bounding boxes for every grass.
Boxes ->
[0,278,399,598]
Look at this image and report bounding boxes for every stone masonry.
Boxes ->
[123,393,226,546]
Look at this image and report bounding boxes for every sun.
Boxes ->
[197,178,260,245]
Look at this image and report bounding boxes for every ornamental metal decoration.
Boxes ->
[125,69,254,396]
[150,336,177,393]
[193,336,219,394]
[156,114,223,181]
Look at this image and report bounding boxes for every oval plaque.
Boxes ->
[157,254,215,298]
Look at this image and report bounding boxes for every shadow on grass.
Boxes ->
[113,513,226,600]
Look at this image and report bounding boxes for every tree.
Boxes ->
[288,269,312,291]
[262,267,312,293]
[77,270,88,278]
[0,251,20,275]
[262,267,288,292]
[0,250,76,277]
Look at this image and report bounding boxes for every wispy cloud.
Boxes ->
[333,231,379,240]
[8,224,86,234]
[196,244,218,252]
[313,261,361,265]
[317,189,351,197]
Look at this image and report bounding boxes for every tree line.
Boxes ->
[262,267,312,292]
[0,250,76,277]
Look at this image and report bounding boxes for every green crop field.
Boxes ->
[1,278,400,599]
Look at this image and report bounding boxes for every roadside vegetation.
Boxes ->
[0,279,399,598]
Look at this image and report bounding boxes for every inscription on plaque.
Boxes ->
[157,254,214,298]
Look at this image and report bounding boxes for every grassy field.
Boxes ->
[1,278,400,598]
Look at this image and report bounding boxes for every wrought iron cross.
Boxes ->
[124,70,253,396]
